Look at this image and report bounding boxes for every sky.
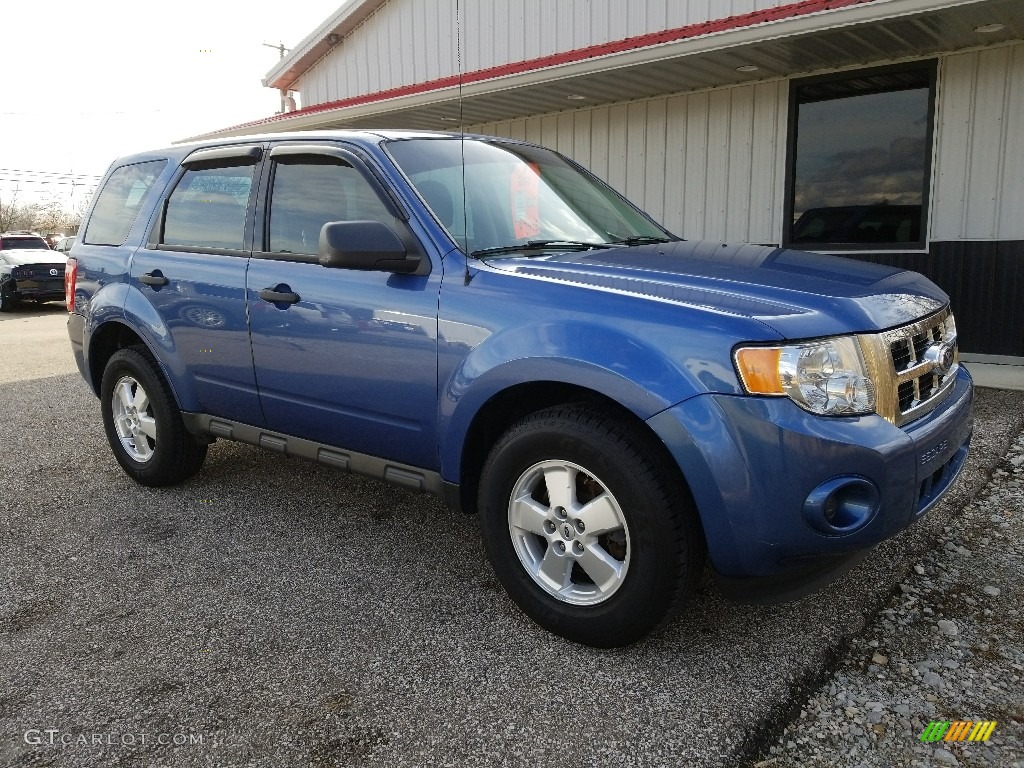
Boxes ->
[1,0,343,213]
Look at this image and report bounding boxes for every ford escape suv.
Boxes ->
[67,131,973,646]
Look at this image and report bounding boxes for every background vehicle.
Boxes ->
[53,236,76,256]
[0,232,66,311]
[67,131,973,646]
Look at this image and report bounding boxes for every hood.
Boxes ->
[1,251,66,267]
[482,240,948,339]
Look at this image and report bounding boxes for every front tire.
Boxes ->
[100,347,207,486]
[478,405,705,647]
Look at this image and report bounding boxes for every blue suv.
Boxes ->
[67,131,973,646]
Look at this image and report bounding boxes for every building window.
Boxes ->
[784,62,936,250]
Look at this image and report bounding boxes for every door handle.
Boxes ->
[140,271,169,287]
[259,287,301,305]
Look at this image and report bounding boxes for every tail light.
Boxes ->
[65,257,78,312]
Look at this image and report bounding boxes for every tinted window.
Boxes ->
[84,160,167,245]
[786,65,934,248]
[267,158,392,255]
[163,165,255,250]
[0,237,49,250]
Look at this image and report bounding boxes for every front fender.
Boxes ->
[437,320,703,482]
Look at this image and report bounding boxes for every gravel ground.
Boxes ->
[757,425,1024,768]
[1,314,1022,767]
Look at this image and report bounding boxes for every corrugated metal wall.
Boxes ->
[470,81,789,243]
[298,0,804,107]
[931,42,1024,241]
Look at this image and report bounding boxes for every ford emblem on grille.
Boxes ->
[923,342,956,375]
[49,268,59,276]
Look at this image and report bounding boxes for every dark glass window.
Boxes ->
[0,236,49,250]
[162,165,255,251]
[267,158,393,255]
[785,64,935,249]
[84,160,167,246]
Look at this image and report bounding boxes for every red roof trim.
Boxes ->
[228,0,878,131]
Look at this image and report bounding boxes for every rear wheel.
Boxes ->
[100,347,207,486]
[0,280,18,312]
[478,405,705,647]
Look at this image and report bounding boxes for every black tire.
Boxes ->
[100,346,207,486]
[478,405,705,647]
[0,280,18,313]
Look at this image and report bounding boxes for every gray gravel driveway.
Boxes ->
[1,311,1022,767]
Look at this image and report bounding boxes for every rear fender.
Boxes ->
[112,283,196,410]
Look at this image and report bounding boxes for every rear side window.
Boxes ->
[162,165,256,251]
[84,160,167,246]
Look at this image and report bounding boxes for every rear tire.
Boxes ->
[478,405,705,647]
[0,280,18,312]
[100,347,207,486]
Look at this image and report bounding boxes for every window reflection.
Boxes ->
[163,166,254,250]
[788,67,933,248]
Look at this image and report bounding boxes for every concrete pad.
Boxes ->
[962,362,1024,391]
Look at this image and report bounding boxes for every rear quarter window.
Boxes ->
[83,160,167,246]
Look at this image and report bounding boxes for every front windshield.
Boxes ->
[386,138,672,256]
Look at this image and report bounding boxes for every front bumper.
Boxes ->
[647,367,973,600]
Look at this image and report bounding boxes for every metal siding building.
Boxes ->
[197,0,1024,358]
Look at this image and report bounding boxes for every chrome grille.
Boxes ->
[865,309,958,427]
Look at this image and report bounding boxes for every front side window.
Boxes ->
[84,160,167,246]
[785,64,935,250]
[162,165,255,251]
[267,157,393,256]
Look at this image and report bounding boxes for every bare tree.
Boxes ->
[33,196,73,233]
[0,188,26,232]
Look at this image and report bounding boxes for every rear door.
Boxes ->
[129,145,263,423]
[246,142,440,469]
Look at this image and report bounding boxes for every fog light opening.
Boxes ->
[804,477,880,535]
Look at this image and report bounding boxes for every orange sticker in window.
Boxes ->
[510,162,541,239]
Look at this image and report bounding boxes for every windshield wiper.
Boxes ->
[609,235,672,246]
[471,240,613,258]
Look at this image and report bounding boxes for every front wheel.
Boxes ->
[478,405,705,647]
[100,347,207,486]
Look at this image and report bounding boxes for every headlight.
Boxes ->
[734,337,876,416]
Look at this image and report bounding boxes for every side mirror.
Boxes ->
[318,220,421,274]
